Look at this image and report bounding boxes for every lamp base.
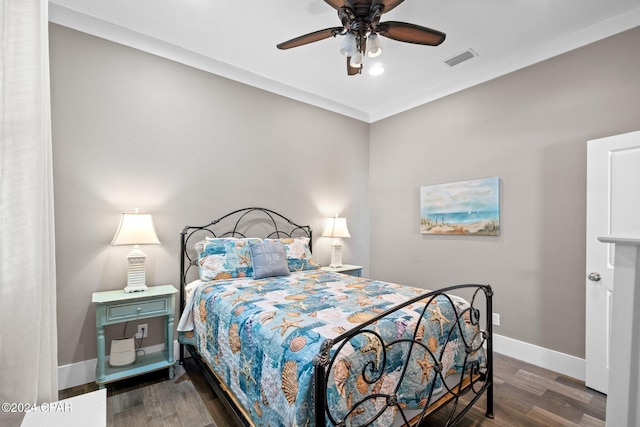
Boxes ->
[125,246,148,293]
[329,239,344,268]
[124,284,148,293]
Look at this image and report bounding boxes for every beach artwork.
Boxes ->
[420,177,500,235]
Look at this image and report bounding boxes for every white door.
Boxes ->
[585,130,640,394]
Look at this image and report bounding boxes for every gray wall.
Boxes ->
[369,26,640,358]
[49,24,370,365]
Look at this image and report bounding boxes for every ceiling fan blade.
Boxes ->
[324,0,347,10]
[372,0,405,13]
[277,27,344,50]
[347,57,361,75]
[378,21,445,46]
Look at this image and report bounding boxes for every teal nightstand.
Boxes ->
[92,285,178,388]
[320,264,363,277]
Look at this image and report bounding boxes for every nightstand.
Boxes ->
[92,285,178,388]
[321,264,363,277]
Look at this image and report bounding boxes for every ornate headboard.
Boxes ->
[179,207,312,300]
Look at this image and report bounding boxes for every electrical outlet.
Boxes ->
[136,323,148,339]
[492,313,501,326]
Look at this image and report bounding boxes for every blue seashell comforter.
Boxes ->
[178,271,484,426]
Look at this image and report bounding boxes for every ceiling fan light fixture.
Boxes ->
[276,1,446,76]
[366,34,382,57]
[349,52,363,68]
[340,32,358,57]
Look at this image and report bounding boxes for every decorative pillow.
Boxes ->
[248,240,291,279]
[265,237,320,272]
[197,238,259,281]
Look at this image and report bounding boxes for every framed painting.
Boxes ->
[420,176,500,235]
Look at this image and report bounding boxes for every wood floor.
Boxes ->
[424,353,606,427]
[60,352,606,427]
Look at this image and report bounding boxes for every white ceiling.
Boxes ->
[49,0,640,123]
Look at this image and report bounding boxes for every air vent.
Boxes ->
[444,49,478,67]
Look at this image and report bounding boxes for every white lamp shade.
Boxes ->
[349,52,363,68]
[366,33,382,57]
[322,217,351,238]
[340,33,358,57]
[111,213,161,246]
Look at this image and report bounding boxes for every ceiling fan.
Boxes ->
[277,0,446,75]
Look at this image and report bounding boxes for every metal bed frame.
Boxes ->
[178,207,494,426]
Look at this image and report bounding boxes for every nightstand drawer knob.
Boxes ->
[137,307,142,312]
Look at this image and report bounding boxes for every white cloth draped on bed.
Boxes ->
[177,279,203,332]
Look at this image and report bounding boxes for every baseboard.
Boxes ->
[493,333,585,381]
[58,341,182,390]
[58,335,585,390]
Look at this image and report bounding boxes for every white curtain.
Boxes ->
[1,0,58,425]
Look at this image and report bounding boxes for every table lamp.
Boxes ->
[111,211,161,292]
[322,215,351,268]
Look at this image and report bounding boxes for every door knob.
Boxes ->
[588,272,601,282]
